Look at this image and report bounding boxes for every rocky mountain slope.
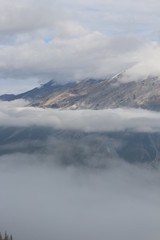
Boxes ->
[1,73,160,110]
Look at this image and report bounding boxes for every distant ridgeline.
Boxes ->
[2,75,160,111]
[0,232,13,240]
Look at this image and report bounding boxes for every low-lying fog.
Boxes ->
[0,153,160,240]
[0,100,160,240]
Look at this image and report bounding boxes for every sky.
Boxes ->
[0,0,160,93]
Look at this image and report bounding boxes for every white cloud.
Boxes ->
[1,100,160,132]
[123,43,160,81]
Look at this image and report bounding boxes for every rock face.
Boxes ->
[1,73,160,110]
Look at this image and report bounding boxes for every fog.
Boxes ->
[0,100,160,239]
[0,152,160,240]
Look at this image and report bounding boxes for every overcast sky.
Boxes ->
[0,0,160,93]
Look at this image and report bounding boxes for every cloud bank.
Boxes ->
[0,31,160,84]
[1,100,160,133]
[0,153,160,240]
[0,102,160,240]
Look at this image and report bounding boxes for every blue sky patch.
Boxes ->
[44,37,53,44]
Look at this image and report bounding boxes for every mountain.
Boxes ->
[1,73,160,110]
[1,74,160,166]
[0,126,159,167]
[0,80,76,103]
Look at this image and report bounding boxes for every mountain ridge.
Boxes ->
[1,73,160,111]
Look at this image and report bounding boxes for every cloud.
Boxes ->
[0,0,160,90]
[1,0,160,36]
[0,0,56,35]
[0,25,159,86]
[123,43,160,81]
[0,31,143,82]
[0,152,160,240]
[1,100,160,133]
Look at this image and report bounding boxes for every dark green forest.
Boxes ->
[0,232,13,240]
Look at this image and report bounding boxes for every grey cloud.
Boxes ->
[1,0,160,36]
[0,0,56,34]
[0,152,159,240]
[0,29,159,84]
[0,32,145,82]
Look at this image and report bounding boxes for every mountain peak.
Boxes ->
[40,80,60,88]
[1,74,160,111]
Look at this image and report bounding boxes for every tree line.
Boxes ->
[0,232,13,240]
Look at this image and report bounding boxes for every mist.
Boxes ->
[0,152,160,240]
[2,100,160,132]
[0,100,160,239]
